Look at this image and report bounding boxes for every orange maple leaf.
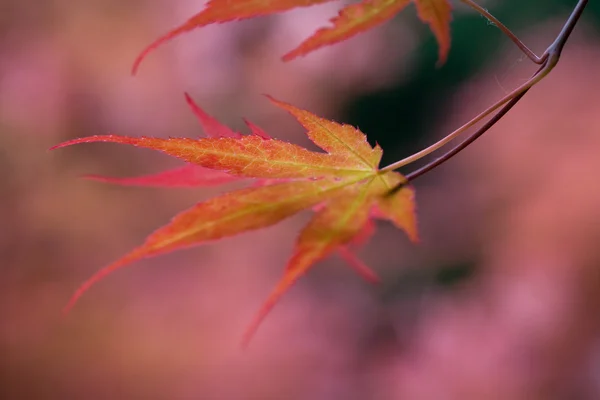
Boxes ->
[52,96,418,344]
[133,0,452,74]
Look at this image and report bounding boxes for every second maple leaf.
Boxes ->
[133,0,452,74]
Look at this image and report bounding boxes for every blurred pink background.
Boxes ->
[1,0,600,398]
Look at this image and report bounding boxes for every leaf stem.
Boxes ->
[383,0,588,192]
[460,0,545,64]
[378,70,546,173]
[402,72,537,185]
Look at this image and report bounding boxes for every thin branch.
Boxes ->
[378,70,546,173]
[403,77,534,186]
[386,66,545,196]
[460,0,545,64]
[385,0,588,194]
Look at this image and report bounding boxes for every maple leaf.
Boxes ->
[52,96,417,344]
[132,0,452,73]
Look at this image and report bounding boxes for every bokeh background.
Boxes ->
[2,0,600,398]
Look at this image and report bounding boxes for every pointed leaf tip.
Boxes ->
[50,135,124,151]
[414,0,452,65]
[241,263,306,347]
[63,250,143,315]
[132,23,194,75]
[184,93,242,138]
[243,118,271,140]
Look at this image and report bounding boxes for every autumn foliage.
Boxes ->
[53,0,459,344]
[132,0,452,74]
[52,94,418,343]
[51,0,592,347]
